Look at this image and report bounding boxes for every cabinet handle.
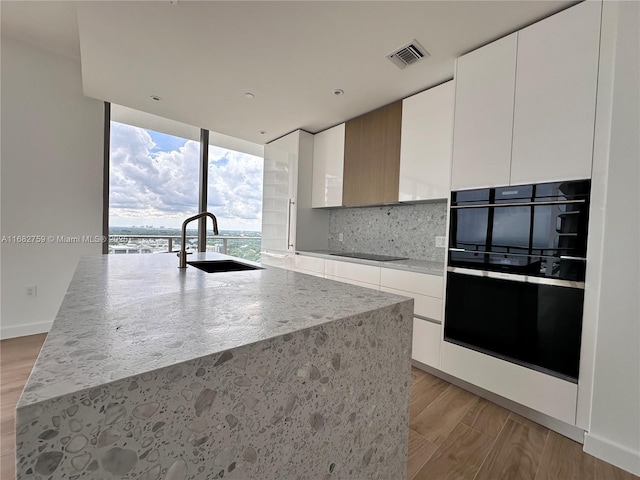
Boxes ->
[287,199,295,249]
[451,199,586,209]
[560,255,587,262]
[261,251,287,259]
[415,314,442,325]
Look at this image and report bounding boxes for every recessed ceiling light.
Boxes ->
[150,95,162,102]
[333,89,344,96]
[244,93,255,99]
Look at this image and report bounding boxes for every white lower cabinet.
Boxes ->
[324,259,381,288]
[380,268,444,368]
[293,255,325,278]
[293,257,446,369]
[412,319,442,369]
[379,286,442,323]
[324,275,379,290]
[260,251,294,270]
[441,341,578,425]
[380,268,444,300]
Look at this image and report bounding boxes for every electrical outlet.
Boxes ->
[338,233,344,242]
[25,285,37,298]
[435,236,446,248]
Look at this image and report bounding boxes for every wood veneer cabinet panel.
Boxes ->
[343,101,402,205]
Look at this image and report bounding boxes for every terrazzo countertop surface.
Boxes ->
[297,250,445,276]
[19,252,411,408]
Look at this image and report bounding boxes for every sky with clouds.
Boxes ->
[109,122,263,231]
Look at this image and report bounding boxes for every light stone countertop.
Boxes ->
[297,250,445,276]
[18,252,412,408]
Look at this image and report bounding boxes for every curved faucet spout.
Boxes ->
[178,212,219,268]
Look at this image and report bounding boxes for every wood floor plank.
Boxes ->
[413,423,493,480]
[460,396,510,438]
[410,384,478,445]
[1,451,16,480]
[407,429,438,479]
[0,333,46,480]
[508,412,551,436]
[595,458,640,480]
[411,366,430,385]
[535,431,596,480]
[0,334,46,364]
[409,372,450,419]
[475,417,549,480]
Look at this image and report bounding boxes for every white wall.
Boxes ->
[583,1,640,475]
[1,36,104,339]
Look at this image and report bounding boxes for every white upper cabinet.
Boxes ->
[312,123,345,208]
[451,2,601,190]
[510,1,601,185]
[399,81,454,201]
[451,34,517,191]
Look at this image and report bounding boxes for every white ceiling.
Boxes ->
[2,1,576,144]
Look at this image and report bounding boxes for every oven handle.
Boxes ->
[451,199,586,209]
[450,248,587,262]
[447,266,585,289]
[560,255,587,261]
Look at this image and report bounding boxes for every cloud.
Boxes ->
[109,122,263,230]
[207,146,263,220]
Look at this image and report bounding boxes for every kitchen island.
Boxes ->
[15,253,413,479]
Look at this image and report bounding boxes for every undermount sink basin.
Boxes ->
[187,260,263,273]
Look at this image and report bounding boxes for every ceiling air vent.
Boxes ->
[387,40,430,70]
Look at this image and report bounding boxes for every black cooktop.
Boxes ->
[329,252,409,262]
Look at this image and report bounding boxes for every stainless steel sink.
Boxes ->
[187,260,263,273]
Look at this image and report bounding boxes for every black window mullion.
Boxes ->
[198,129,209,252]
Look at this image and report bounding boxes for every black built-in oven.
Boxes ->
[444,180,590,381]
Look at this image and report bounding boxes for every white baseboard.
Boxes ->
[1,320,51,340]
[584,432,640,477]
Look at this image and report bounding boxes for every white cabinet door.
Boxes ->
[379,268,444,299]
[510,1,601,185]
[294,255,325,277]
[441,341,578,425]
[324,260,380,287]
[312,124,345,208]
[451,34,518,191]
[261,132,299,252]
[380,286,443,322]
[399,81,454,201]
[412,318,442,368]
[261,251,294,270]
[262,131,329,254]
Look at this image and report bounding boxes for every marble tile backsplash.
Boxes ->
[328,201,448,262]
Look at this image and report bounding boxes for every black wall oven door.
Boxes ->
[444,269,584,382]
[445,180,590,382]
[449,180,590,281]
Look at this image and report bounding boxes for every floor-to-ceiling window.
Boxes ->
[107,105,263,260]
[206,141,263,261]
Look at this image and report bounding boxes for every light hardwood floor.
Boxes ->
[1,333,47,479]
[1,334,638,480]
[408,367,639,480]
